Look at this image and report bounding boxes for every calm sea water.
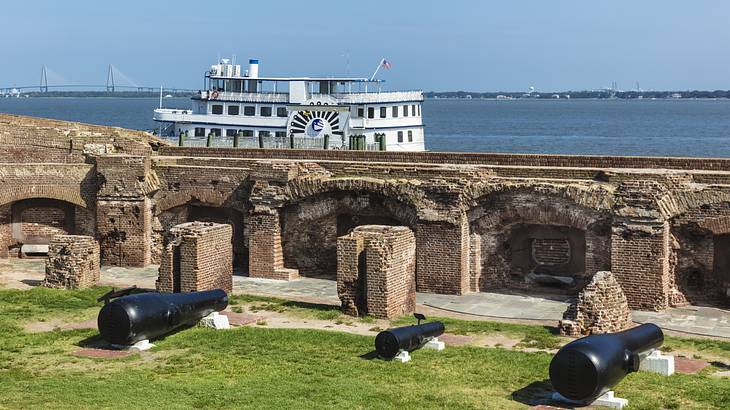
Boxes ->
[1,97,729,157]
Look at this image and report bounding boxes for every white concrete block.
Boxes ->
[593,391,629,409]
[392,350,411,363]
[423,337,445,351]
[639,349,675,376]
[552,391,628,409]
[199,312,230,330]
[112,339,154,351]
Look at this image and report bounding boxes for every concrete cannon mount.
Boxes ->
[1,113,730,316]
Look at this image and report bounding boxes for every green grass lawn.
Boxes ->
[0,288,729,409]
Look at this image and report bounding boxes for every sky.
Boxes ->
[2,0,730,92]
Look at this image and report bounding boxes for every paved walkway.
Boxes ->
[2,258,729,338]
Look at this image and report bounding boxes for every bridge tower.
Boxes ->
[106,64,115,92]
[40,65,48,93]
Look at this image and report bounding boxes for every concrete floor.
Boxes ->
[2,258,729,338]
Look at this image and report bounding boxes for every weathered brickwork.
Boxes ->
[2,114,730,311]
[43,235,100,289]
[559,271,632,336]
[157,222,233,293]
[337,225,416,319]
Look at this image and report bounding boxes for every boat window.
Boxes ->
[412,105,416,116]
[367,107,375,119]
[226,129,237,137]
[209,79,224,91]
[226,79,243,93]
[275,131,287,138]
[259,131,271,138]
[241,130,254,137]
[397,131,403,143]
[417,104,421,116]
[211,105,223,115]
[357,107,364,118]
[228,105,240,115]
[210,128,222,136]
[392,106,399,118]
[403,105,409,117]
[408,130,413,142]
[244,106,255,116]
[194,127,206,137]
[277,107,288,117]
[380,107,386,118]
[260,106,272,117]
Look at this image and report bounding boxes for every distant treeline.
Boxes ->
[16,91,195,98]
[425,90,730,99]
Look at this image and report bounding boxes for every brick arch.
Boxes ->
[279,180,420,279]
[285,178,425,217]
[153,191,247,216]
[662,190,730,221]
[467,186,613,294]
[465,182,614,214]
[0,187,89,209]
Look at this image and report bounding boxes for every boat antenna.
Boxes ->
[369,58,385,81]
[159,85,163,109]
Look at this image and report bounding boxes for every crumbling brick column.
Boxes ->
[0,203,10,258]
[337,225,416,319]
[559,271,632,336]
[95,155,155,267]
[157,222,233,293]
[415,216,470,295]
[469,233,482,292]
[43,235,100,289]
[610,220,670,310]
[248,211,298,280]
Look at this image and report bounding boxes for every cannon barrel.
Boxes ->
[97,289,228,345]
[375,321,445,358]
[549,323,664,404]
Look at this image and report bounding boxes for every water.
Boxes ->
[1,97,729,157]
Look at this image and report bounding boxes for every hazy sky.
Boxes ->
[2,0,729,92]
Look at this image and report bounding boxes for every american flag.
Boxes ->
[382,59,392,69]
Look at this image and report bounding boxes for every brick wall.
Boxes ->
[159,146,730,171]
[157,222,233,293]
[20,207,67,239]
[248,212,298,280]
[416,218,469,295]
[43,235,100,289]
[0,203,10,257]
[337,225,416,319]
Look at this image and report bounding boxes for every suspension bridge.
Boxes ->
[1,64,197,95]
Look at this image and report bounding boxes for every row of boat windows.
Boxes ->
[354,104,422,119]
[206,103,422,119]
[190,127,418,143]
[193,128,287,138]
[210,104,288,117]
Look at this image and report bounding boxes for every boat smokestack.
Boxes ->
[248,59,259,79]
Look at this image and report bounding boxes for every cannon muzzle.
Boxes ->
[549,323,664,404]
[375,320,445,359]
[97,289,228,345]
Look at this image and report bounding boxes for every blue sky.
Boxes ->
[2,0,729,91]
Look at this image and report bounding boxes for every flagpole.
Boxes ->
[369,58,385,81]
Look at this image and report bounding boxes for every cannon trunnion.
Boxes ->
[97,289,229,345]
[549,323,664,404]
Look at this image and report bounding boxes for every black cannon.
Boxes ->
[549,323,664,404]
[97,289,228,345]
[375,313,445,359]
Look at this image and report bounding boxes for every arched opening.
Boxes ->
[670,221,726,307]
[280,190,417,279]
[2,198,94,257]
[154,204,247,273]
[468,191,611,297]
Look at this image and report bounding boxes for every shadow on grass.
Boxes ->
[20,279,42,287]
[280,300,340,313]
[359,350,380,360]
[511,380,572,408]
[76,324,196,349]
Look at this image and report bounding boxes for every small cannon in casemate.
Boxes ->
[97,288,228,346]
[549,323,664,405]
[375,313,445,360]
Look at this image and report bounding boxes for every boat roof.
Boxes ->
[209,76,384,83]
